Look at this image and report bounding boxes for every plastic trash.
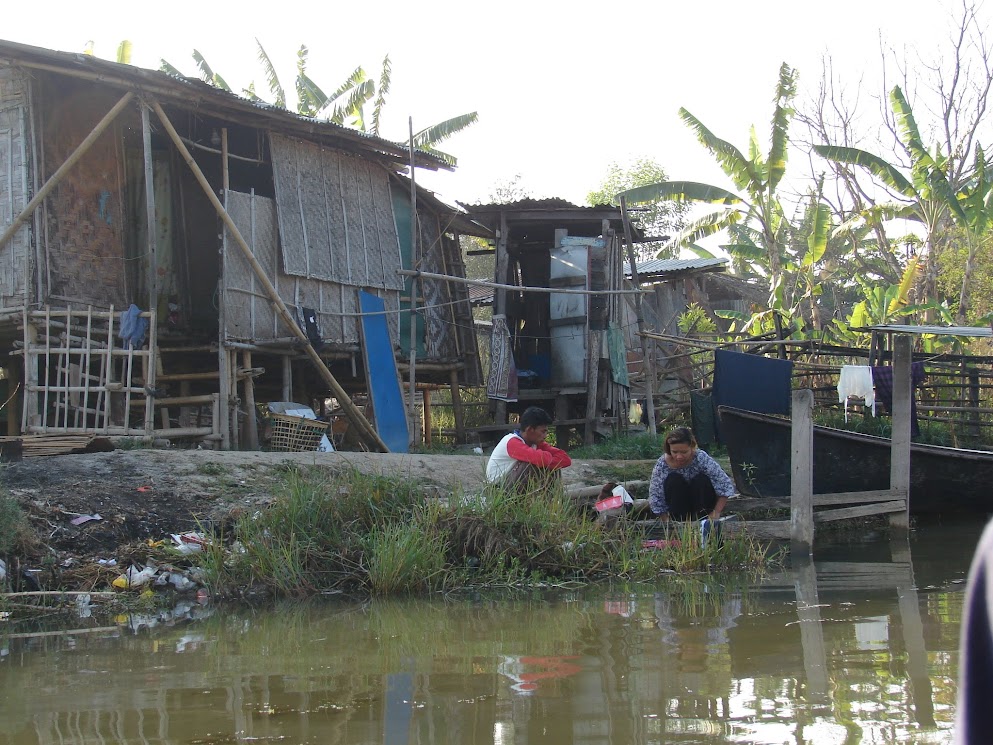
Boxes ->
[171,532,208,555]
[70,513,101,526]
[112,565,157,589]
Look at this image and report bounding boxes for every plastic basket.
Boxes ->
[268,413,328,452]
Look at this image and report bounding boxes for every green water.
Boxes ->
[0,521,976,744]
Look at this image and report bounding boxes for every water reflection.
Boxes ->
[0,521,978,744]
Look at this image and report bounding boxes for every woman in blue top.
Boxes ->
[649,427,736,522]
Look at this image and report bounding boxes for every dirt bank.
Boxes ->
[3,448,644,580]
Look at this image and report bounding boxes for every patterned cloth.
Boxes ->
[871,362,926,436]
[486,314,518,402]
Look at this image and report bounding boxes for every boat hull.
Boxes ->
[717,406,993,515]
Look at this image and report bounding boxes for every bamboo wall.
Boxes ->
[0,65,30,309]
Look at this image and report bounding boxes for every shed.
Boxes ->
[461,199,643,444]
[0,39,486,451]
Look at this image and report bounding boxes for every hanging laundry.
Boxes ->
[838,365,875,421]
[486,315,518,402]
[713,350,793,416]
[872,362,926,436]
[118,304,148,349]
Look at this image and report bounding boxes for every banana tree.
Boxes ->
[160,44,477,166]
[618,63,829,327]
[813,86,967,319]
[954,145,993,322]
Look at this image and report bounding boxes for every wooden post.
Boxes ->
[555,395,570,450]
[227,349,240,450]
[282,356,292,401]
[150,100,388,452]
[6,362,20,436]
[0,92,134,253]
[585,329,601,445]
[492,211,510,427]
[790,388,815,555]
[422,387,432,446]
[141,104,158,316]
[890,334,912,531]
[619,196,656,436]
[242,350,259,450]
[448,368,465,444]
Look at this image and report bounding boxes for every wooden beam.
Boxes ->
[790,389,815,554]
[141,104,158,316]
[0,92,134,253]
[813,501,906,522]
[890,334,912,530]
[149,100,388,452]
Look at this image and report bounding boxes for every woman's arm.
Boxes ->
[648,458,670,518]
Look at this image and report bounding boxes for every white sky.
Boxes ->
[3,0,969,208]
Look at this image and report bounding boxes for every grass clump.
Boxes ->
[0,492,30,556]
[195,465,769,600]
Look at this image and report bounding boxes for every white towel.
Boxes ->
[838,365,875,420]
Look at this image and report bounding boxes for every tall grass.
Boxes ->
[0,491,28,556]
[195,465,770,600]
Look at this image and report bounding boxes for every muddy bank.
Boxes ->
[2,447,640,589]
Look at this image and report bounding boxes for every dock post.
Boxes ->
[890,334,912,532]
[790,389,815,555]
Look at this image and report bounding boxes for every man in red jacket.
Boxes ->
[485,407,572,492]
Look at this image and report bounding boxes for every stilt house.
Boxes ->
[0,40,484,451]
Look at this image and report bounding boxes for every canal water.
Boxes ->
[0,519,979,744]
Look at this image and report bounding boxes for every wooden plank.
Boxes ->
[732,490,909,513]
[814,500,906,522]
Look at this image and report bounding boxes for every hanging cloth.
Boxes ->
[838,365,875,421]
[486,315,518,402]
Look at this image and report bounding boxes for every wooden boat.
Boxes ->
[717,406,993,514]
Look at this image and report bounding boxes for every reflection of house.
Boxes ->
[462,199,642,444]
[0,39,484,450]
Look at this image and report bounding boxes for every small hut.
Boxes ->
[0,39,485,451]
[462,199,642,445]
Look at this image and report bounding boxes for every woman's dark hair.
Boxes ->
[520,406,554,430]
[663,426,697,454]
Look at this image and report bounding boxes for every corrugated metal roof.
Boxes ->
[630,257,728,278]
[862,324,993,337]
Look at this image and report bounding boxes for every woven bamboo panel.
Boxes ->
[0,68,29,307]
[270,134,403,291]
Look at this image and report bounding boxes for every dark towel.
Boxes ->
[713,349,793,416]
[690,391,718,446]
[872,362,925,436]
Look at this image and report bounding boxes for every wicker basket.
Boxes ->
[267,413,329,452]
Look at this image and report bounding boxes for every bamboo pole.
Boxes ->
[0,92,134,252]
[141,104,158,316]
[398,268,643,296]
[407,117,419,446]
[149,101,387,452]
[619,196,656,435]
